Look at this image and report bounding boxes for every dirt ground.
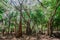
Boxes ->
[0,34,60,40]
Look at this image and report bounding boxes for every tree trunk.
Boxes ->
[26,20,32,35]
[16,3,22,38]
[47,1,60,36]
[16,18,22,37]
[47,18,53,36]
[14,19,18,35]
[24,8,32,35]
[16,14,22,38]
[8,18,10,34]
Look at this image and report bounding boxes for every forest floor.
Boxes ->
[0,33,60,40]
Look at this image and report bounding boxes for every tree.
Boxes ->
[47,0,60,36]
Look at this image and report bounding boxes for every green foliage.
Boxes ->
[0,2,5,13]
[0,15,2,20]
[0,0,60,32]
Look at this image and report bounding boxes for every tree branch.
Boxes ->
[10,0,20,11]
[37,0,46,8]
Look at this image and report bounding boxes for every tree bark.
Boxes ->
[8,17,10,34]
[26,9,32,35]
[47,1,60,36]
[26,19,32,35]
[16,3,22,38]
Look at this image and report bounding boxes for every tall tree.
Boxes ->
[47,0,60,36]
